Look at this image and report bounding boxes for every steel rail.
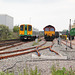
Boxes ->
[0,39,19,42]
[0,39,60,60]
[0,42,30,51]
[0,45,59,60]
[0,41,46,59]
[0,41,46,54]
[61,40,72,48]
[63,39,75,45]
[0,41,20,47]
[0,37,44,50]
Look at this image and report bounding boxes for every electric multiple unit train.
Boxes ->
[19,24,39,40]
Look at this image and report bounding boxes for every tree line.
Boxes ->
[0,24,19,40]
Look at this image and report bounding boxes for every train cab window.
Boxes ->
[45,28,49,31]
[50,28,54,31]
[20,25,23,31]
[28,25,32,31]
[25,26,27,30]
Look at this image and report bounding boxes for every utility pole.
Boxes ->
[69,19,72,49]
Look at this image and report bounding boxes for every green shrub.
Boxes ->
[0,24,9,40]
[13,26,19,33]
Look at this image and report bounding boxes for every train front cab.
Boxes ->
[19,24,32,40]
[44,27,55,41]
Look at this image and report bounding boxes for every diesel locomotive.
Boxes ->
[19,24,39,40]
[43,25,55,41]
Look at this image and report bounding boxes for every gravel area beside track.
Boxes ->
[52,41,75,59]
[0,39,75,75]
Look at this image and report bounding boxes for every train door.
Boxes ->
[24,25,27,35]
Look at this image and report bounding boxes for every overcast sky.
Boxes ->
[0,0,75,31]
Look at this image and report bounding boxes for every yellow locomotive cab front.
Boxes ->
[45,31,55,36]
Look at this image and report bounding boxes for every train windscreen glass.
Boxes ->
[45,28,49,31]
[25,26,27,30]
[28,26,32,31]
[50,28,54,31]
[20,25,23,31]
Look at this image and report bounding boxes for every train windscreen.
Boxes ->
[50,28,54,31]
[28,25,32,31]
[20,25,23,31]
[25,26,27,30]
[45,28,49,31]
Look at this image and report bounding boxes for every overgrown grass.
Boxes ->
[0,71,14,75]
[51,65,75,75]
[0,65,75,75]
[0,66,41,75]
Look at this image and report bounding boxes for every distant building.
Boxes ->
[72,20,75,28]
[0,14,13,29]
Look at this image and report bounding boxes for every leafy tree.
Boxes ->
[13,26,19,33]
[0,24,10,40]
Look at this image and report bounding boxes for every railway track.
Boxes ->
[0,41,30,51]
[0,39,20,47]
[0,39,60,60]
[0,39,75,75]
[61,40,75,49]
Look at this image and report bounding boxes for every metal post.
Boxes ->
[66,39,67,50]
[70,36,72,48]
[69,19,72,49]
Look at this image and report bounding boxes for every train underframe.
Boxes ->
[20,35,36,41]
[44,35,55,41]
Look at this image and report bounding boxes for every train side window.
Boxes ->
[28,26,32,31]
[50,28,54,31]
[45,28,49,31]
[20,25,23,31]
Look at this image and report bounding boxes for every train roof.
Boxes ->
[43,25,55,30]
[20,24,32,26]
